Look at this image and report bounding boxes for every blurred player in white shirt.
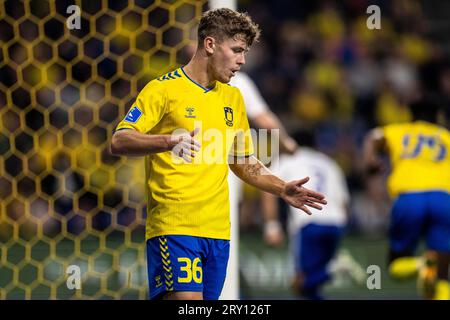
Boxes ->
[220,72,298,299]
[261,129,350,300]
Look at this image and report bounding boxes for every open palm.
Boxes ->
[281,177,327,215]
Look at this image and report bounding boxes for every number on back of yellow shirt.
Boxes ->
[177,257,202,283]
[400,134,446,161]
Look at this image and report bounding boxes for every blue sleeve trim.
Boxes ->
[112,127,134,134]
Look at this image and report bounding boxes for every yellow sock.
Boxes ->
[434,280,450,300]
[389,257,421,279]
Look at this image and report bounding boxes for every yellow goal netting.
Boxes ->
[0,0,207,299]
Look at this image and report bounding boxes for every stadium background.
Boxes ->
[0,0,449,299]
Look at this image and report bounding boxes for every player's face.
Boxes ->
[209,35,248,83]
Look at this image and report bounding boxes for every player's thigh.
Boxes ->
[298,224,329,273]
[300,224,342,273]
[202,239,230,300]
[389,193,426,253]
[147,235,204,300]
[321,226,343,264]
[426,192,450,252]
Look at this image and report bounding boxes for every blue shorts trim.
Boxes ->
[146,235,230,300]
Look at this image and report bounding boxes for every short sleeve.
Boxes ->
[381,123,402,157]
[229,90,254,157]
[381,124,392,141]
[115,80,167,133]
[231,72,268,119]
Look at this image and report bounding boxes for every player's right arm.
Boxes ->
[110,80,200,161]
[111,128,200,159]
[111,130,171,156]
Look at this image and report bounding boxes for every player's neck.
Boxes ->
[183,56,216,90]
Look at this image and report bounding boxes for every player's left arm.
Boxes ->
[362,127,387,175]
[229,156,327,215]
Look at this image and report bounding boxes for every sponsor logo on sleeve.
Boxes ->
[124,106,142,123]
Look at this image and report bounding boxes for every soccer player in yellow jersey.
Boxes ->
[363,96,450,300]
[110,8,327,300]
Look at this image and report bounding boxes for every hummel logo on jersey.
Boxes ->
[185,107,196,118]
[124,106,142,123]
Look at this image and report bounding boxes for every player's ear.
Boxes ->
[204,37,215,54]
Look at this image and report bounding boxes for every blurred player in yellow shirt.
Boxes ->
[363,96,450,300]
[110,8,326,300]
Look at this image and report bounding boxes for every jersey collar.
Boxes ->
[180,67,216,93]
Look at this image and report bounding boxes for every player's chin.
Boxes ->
[218,75,232,83]
[220,71,235,83]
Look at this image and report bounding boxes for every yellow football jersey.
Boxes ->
[115,67,253,240]
[382,121,450,198]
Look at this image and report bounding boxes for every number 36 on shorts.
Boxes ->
[177,257,203,283]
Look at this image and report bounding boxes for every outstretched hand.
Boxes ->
[281,177,327,215]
